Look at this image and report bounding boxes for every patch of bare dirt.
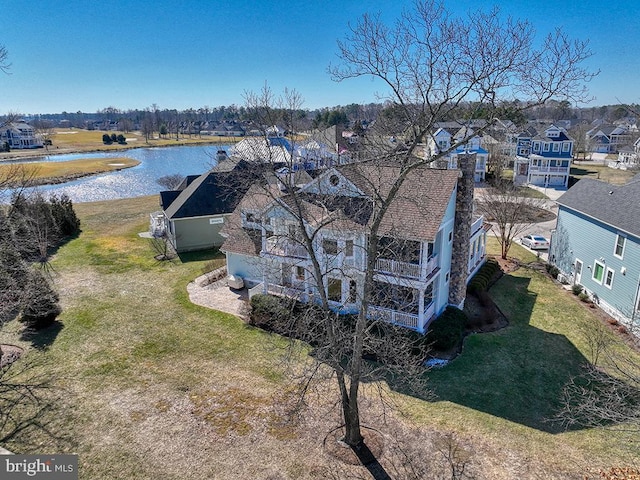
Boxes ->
[0,344,24,368]
[493,255,521,274]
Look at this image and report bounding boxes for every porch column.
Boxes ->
[418,290,426,333]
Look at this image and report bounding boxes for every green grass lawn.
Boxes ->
[1,200,638,479]
[0,157,140,186]
[571,163,636,185]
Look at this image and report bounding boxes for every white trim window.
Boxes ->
[562,142,571,152]
[327,277,342,303]
[604,267,614,289]
[322,238,338,255]
[592,260,605,284]
[552,142,560,152]
[614,234,626,259]
[345,239,354,257]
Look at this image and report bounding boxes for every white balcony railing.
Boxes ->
[264,236,308,258]
[375,254,438,281]
[528,165,569,173]
[376,258,420,279]
[249,282,307,302]
[471,216,484,236]
[368,305,419,330]
[368,301,435,332]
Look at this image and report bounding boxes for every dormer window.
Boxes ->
[244,211,261,225]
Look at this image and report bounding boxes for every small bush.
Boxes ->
[545,263,559,278]
[21,269,62,330]
[467,259,501,294]
[578,292,590,303]
[249,294,292,329]
[572,284,583,296]
[427,307,467,351]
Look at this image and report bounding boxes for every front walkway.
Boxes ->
[187,274,250,320]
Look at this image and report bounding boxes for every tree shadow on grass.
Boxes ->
[177,247,223,264]
[20,320,63,351]
[387,274,640,434]
[0,359,76,453]
[570,167,598,176]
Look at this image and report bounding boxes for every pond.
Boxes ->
[7,145,230,202]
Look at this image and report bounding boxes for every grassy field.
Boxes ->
[571,162,636,185]
[0,128,241,160]
[0,157,140,186]
[0,196,638,479]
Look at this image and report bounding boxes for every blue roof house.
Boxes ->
[513,124,573,188]
[549,174,640,332]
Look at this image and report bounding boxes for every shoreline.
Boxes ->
[0,136,237,163]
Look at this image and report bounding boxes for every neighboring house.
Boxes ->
[295,125,355,169]
[612,137,640,170]
[231,136,294,164]
[221,157,486,333]
[150,159,259,253]
[585,124,633,154]
[550,175,640,330]
[425,127,488,181]
[210,122,246,137]
[513,124,572,187]
[0,121,44,149]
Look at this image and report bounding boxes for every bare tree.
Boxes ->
[31,118,55,151]
[229,0,595,453]
[476,180,547,259]
[556,343,640,432]
[156,174,185,191]
[0,44,10,74]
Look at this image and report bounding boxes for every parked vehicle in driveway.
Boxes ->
[521,234,549,250]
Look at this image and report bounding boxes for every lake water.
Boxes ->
[9,145,229,202]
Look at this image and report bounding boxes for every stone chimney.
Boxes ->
[448,153,475,309]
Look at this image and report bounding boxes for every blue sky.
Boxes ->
[3,0,639,114]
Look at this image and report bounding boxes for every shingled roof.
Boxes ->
[556,177,640,237]
[337,162,460,240]
[161,159,258,220]
[220,161,460,256]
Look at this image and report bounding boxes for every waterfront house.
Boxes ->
[151,159,259,253]
[0,121,44,149]
[220,156,486,333]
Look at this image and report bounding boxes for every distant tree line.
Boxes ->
[6,100,640,141]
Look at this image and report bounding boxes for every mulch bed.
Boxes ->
[0,344,24,368]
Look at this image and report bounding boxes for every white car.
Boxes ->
[521,234,549,250]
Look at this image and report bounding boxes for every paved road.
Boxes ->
[476,184,566,262]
